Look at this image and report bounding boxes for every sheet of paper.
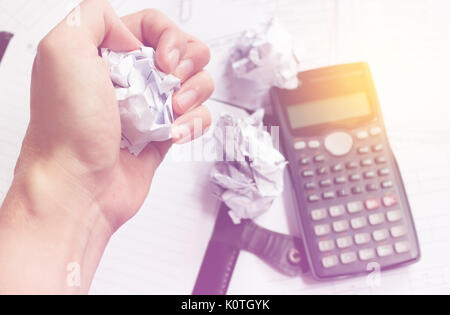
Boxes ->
[0,0,450,295]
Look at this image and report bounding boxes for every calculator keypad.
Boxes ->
[295,125,414,274]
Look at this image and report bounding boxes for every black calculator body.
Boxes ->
[270,63,420,280]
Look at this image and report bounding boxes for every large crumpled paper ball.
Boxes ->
[211,110,287,224]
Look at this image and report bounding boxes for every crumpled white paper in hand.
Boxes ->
[102,47,180,156]
[230,18,302,92]
[211,110,287,224]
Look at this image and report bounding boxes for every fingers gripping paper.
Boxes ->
[211,110,287,224]
[102,47,181,156]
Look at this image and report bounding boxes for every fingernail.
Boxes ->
[171,124,192,144]
[175,89,197,112]
[175,59,194,79]
[168,49,180,72]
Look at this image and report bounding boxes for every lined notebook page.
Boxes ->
[1,0,450,295]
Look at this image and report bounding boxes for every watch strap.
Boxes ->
[193,204,308,295]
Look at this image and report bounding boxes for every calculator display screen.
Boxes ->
[287,92,372,129]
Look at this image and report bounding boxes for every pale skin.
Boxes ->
[0,0,214,294]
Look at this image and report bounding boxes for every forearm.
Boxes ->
[0,158,112,294]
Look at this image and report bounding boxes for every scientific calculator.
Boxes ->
[270,63,420,280]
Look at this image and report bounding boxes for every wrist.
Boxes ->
[0,156,113,293]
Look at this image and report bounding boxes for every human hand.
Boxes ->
[0,0,213,293]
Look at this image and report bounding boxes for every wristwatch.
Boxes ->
[193,203,309,295]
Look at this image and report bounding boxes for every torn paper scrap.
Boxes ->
[227,19,302,111]
[211,110,287,224]
[102,47,180,156]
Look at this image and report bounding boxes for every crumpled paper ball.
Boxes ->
[230,18,302,91]
[211,110,287,224]
[102,46,180,156]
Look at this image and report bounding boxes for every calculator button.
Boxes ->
[318,240,335,252]
[364,171,376,179]
[324,132,353,157]
[359,248,376,261]
[382,194,398,207]
[340,252,357,264]
[308,140,321,149]
[361,159,373,167]
[323,191,335,200]
[373,229,389,242]
[355,233,371,245]
[299,158,310,165]
[387,210,403,222]
[322,255,339,268]
[369,213,385,225]
[332,164,344,172]
[370,127,382,136]
[319,179,332,187]
[302,170,315,177]
[349,174,361,182]
[375,156,387,164]
[352,186,364,194]
[308,194,320,203]
[347,201,364,214]
[358,147,370,154]
[395,241,411,254]
[333,220,349,233]
[314,155,326,163]
[294,141,306,150]
[378,168,390,176]
[334,176,346,185]
[311,208,327,221]
[356,130,369,140]
[381,180,394,189]
[365,198,380,211]
[372,144,383,152]
[314,224,331,236]
[336,236,353,249]
[317,167,328,176]
[366,183,378,192]
[304,182,316,190]
[329,205,345,217]
[346,161,358,170]
[376,245,394,257]
[351,217,368,229]
[337,189,349,197]
[390,225,407,238]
